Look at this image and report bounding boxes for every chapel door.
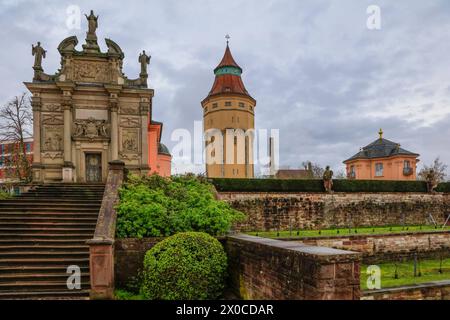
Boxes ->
[85,153,102,183]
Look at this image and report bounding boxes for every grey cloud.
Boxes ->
[0,0,449,176]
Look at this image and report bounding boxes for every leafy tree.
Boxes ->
[116,174,246,238]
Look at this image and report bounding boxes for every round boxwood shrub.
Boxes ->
[141,232,227,300]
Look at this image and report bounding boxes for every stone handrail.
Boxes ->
[87,160,125,299]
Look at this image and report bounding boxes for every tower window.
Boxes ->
[225,101,232,106]
[239,102,245,108]
[212,103,218,108]
[205,107,208,112]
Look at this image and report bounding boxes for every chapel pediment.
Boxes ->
[31,10,150,88]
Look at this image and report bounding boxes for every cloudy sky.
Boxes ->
[1,0,450,176]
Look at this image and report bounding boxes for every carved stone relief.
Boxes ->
[119,152,140,161]
[42,126,63,151]
[121,128,139,153]
[42,114,64,125]
[72,60,110,83]
[120,116,140,127]
[120,106,139,115]
[43,104,62,112]
[42,152,64,160]
[72,117,110,139]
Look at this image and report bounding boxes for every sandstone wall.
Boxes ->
[293,231,450,263]
[362,281,450,300]
[225,234,361,300]
[218,192,450,231]
[115,238,163,289]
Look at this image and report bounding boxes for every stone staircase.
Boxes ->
[0,184,105,299]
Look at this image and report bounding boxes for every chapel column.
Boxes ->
[109,95,119,161]
[140,96,150,173]
[31,94,42,182]
[61,88,74,182]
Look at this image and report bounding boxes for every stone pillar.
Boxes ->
[110,98,119,161]
[31,95,43,182]
[87,160,125,300]
[62,91,74,182]
[140,97,150,173]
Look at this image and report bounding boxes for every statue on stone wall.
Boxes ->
[138,50,151,75]
[32,42,46,69]
[85,10,99,36]
[323,165,334,193]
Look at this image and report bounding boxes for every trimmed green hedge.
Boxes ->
[141,232,227,300]
[436,182,450,193]
[210,178,450,193]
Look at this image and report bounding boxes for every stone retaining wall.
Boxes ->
[218,192,450,231]
[115,238,164,289]
[225,234,361,300]
[290,231,450,263]
[362,280,450,300]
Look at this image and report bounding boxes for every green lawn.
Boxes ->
[361,258,450,290]
[247,225,450,239]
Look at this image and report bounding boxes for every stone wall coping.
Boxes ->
[362,280,450,295]
[229,234,361,261]
[278,230,450,242]
[218,191,450,196]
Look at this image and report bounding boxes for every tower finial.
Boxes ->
[225,34,230,45]
[378,128,383,139]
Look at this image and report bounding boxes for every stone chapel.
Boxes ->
[25,10,171,183]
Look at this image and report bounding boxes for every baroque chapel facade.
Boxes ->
[25,11,171,183]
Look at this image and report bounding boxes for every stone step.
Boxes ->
[0,212,98,218]
[0,183,101,299]
[21,192,104,197]
[0,216,98,222]
[0,227,94,233]
[0,233,93,240]
[0,201,101,210]
[0,238,88,244]
[0,289,90,299]
[0,281,90,292]
[0,245,89,253]
[0,222,97,228]
[0,273,90,283]
[0,199,102,204]
[0,257,90,267]
[0,265,89,275]
[0,251,89,260]
[0,208,101,213]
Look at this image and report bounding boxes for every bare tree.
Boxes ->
[0,93,33,182]
[334,170,347,180]
[418,157,448,192]
[301,161,325,179]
